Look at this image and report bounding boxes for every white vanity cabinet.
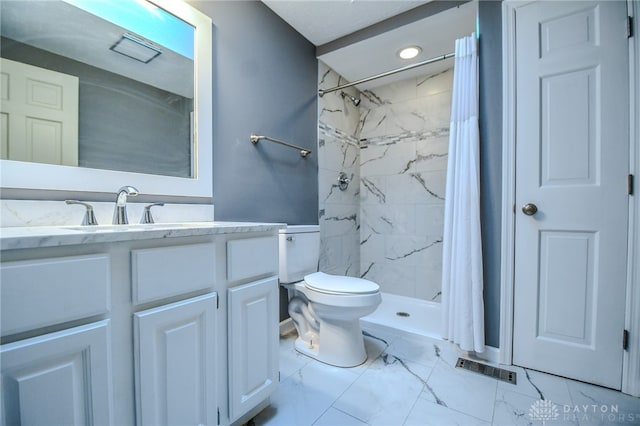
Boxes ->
[225,236,280,424]
[0,253,113,426]
[131,242,218,426]
[0,222,282,426]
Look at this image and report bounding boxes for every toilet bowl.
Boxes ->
[288,272,381,367]
[279,226,382,367]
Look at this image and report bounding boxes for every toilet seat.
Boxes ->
[304,272,379,295]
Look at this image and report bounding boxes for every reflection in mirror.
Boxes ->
[1,0,195,178]
[0,0,212,198]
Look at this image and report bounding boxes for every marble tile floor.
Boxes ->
[253,325,640,426]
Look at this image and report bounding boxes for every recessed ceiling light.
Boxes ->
[398,46,422,60]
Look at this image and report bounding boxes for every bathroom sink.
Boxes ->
[63,223,200,232]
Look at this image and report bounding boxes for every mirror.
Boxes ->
[0,0,213,198]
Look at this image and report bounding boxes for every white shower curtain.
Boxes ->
[441,33,485,353]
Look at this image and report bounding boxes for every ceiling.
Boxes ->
[262,0,477,90]
[262,0,429,46]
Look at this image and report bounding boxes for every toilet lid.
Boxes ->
[303,272,379,295]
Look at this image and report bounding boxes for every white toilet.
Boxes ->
[279,225,381,367]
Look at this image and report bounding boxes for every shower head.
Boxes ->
[340,91,361,107]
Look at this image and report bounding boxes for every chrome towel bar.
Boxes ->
[250,134,312,158]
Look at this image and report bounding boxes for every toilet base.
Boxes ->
[293,318,367,368]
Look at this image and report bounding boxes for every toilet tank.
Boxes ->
[278,225,320,283]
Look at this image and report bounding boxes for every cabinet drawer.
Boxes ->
[226,236,278,282]
[132,243,215,305]
[1,254,110,336]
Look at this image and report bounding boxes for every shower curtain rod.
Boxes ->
[318,51,455,97]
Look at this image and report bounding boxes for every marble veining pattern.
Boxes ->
[0,221,284,250]
[317,63,452,301]
[358,69,452,301]
[254,328,640,426]
[361,127,449,147]
[318,62,362,277]
[1,199,214,228]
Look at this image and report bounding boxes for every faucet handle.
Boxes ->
[141,203,165,224]
[65,200,99,226]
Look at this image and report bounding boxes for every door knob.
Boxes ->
[522,203,538,216]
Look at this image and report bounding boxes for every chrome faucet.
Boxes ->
[113,185,139,224]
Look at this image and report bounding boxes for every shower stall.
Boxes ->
[316,2,476,338]
[318,61,452,337]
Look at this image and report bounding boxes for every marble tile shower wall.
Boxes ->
[317,62,361,277]
[358,68,453,301]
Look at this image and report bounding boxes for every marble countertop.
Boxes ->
[0,221,286,251]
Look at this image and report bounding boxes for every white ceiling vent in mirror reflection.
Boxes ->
[64,0,194,60]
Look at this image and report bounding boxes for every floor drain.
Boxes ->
[396,311,410,317]
[456,358,517,384]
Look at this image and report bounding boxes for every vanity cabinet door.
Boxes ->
[134,293,217,426]
[1,320,112,426]
[228,277,279,422]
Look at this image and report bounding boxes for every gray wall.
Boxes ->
[189,1,319,225]
[478,1,503,348]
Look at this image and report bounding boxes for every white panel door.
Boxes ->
[228,277,279,422]
[1,320,113,426]
[134,293,217,426]
[0,58,79,166]
[513,1,629,389]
